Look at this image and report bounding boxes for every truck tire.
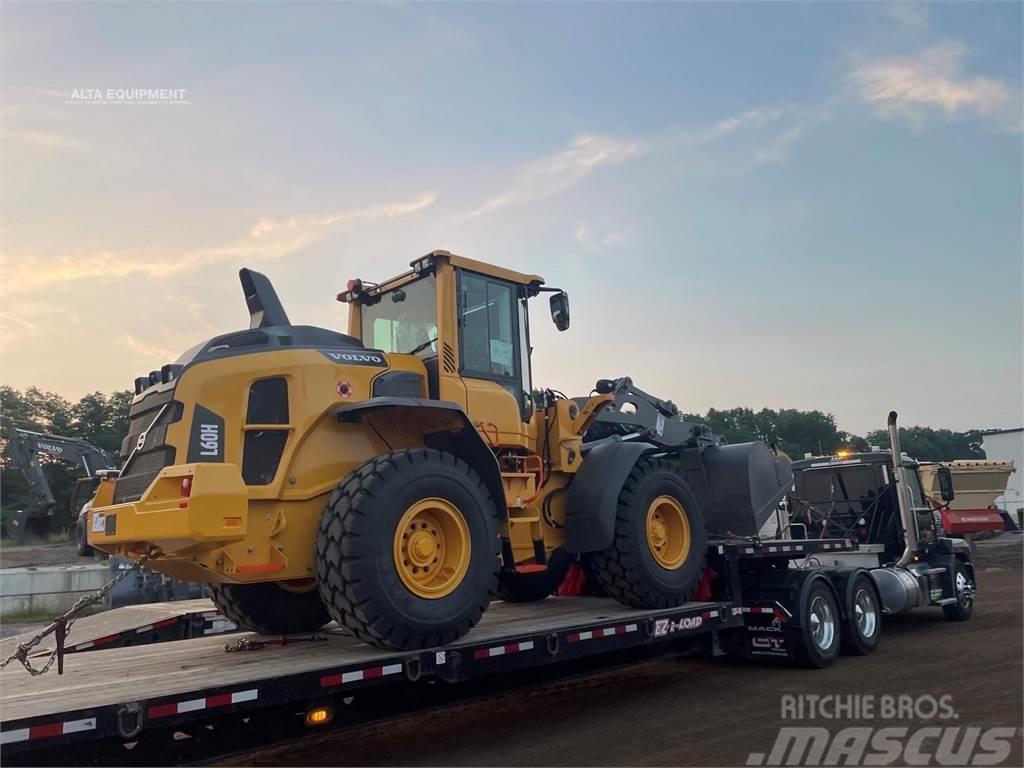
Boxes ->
[797,579,841,668]
[942,562,975,621]
[841,573,881,655]
[209,580,330,635]
[586,458,707,609]
[316,449,501,650]
[497,548,572,603]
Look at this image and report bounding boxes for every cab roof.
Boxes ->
[791,451,919,471]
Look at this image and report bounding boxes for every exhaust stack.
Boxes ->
[887,411,918,568]
[240,268,291,329]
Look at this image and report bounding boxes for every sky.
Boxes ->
[1,1,1021,436]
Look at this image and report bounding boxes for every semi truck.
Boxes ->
[0,253,982,765]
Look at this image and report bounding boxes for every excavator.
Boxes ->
[2,428,118,548]
[87,251,792,650]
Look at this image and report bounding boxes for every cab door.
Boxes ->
[457,270,532,446]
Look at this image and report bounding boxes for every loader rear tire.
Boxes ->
[587,458,707,609]
[316,449,501,650]
[209,580,330,635]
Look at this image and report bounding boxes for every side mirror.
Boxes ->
[936,465,955,502]
[549,291,570,331]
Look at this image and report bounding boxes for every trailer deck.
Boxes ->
[0,538,855,764]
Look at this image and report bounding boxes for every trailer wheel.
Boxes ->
[942,562,975,622]
[797,579,841,668]
[587,458,707,609]
[209,580,330,635]
[497,548,572,603]
[316,449,501,650]
[841,574,880,655]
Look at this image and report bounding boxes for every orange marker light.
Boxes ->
[305,705,334,726]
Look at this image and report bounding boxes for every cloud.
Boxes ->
[882,2,928,28]
[116,334,177,362]
[6,130,91,151]
[696,108,785,144]
[850,43,1021,130]
[463,108,796,220]
[464,134,644,219]
[0,193,436,294]
[575,223,630,249]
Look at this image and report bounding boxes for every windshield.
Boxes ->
[360,275,437,355]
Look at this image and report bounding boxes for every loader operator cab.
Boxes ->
[341,250,570,446]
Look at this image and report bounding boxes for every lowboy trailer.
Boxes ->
[1,533,972,767]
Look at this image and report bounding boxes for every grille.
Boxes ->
[114,388,182,504]
[113,447,176,504]
[443,342,457,374]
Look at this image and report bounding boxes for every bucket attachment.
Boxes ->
[701,442,793,537]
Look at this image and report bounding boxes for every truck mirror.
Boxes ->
[550,292,570,331]
[936,465,955,502]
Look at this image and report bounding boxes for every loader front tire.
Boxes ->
[316,449,501,650]
[587,458,707,609]
[209,580,330,635]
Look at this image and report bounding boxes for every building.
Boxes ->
[981,428,1023,515]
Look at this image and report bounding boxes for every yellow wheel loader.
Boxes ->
[87,251,792,650]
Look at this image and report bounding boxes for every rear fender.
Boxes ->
[335,397,505,514]
[565,441,653,553]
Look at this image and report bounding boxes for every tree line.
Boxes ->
[0,387,989,530]
[679,407,986,462]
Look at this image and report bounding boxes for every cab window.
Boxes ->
[360,276,437,355]
[460,273,516,378]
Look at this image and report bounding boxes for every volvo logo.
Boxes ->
[319,349,387,367]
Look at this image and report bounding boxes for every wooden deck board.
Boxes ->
[0,597,713,721]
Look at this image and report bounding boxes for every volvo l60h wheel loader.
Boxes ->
[88,251,792,650]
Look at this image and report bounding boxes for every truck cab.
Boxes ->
[789,451,949,563]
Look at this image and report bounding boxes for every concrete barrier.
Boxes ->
[0,564,111,617]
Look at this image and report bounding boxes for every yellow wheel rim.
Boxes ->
[276,578,318,594]
[646,495,691,570]
[394,498,471,599]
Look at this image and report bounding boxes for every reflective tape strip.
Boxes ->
[136,617,178,634]
[472,640,535,659]
[148,689,258,718]
[741,606,776,614]
[0,718,96,744]
[320,663,402,687]
[567,624,639,643]
[0,728,29,745]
